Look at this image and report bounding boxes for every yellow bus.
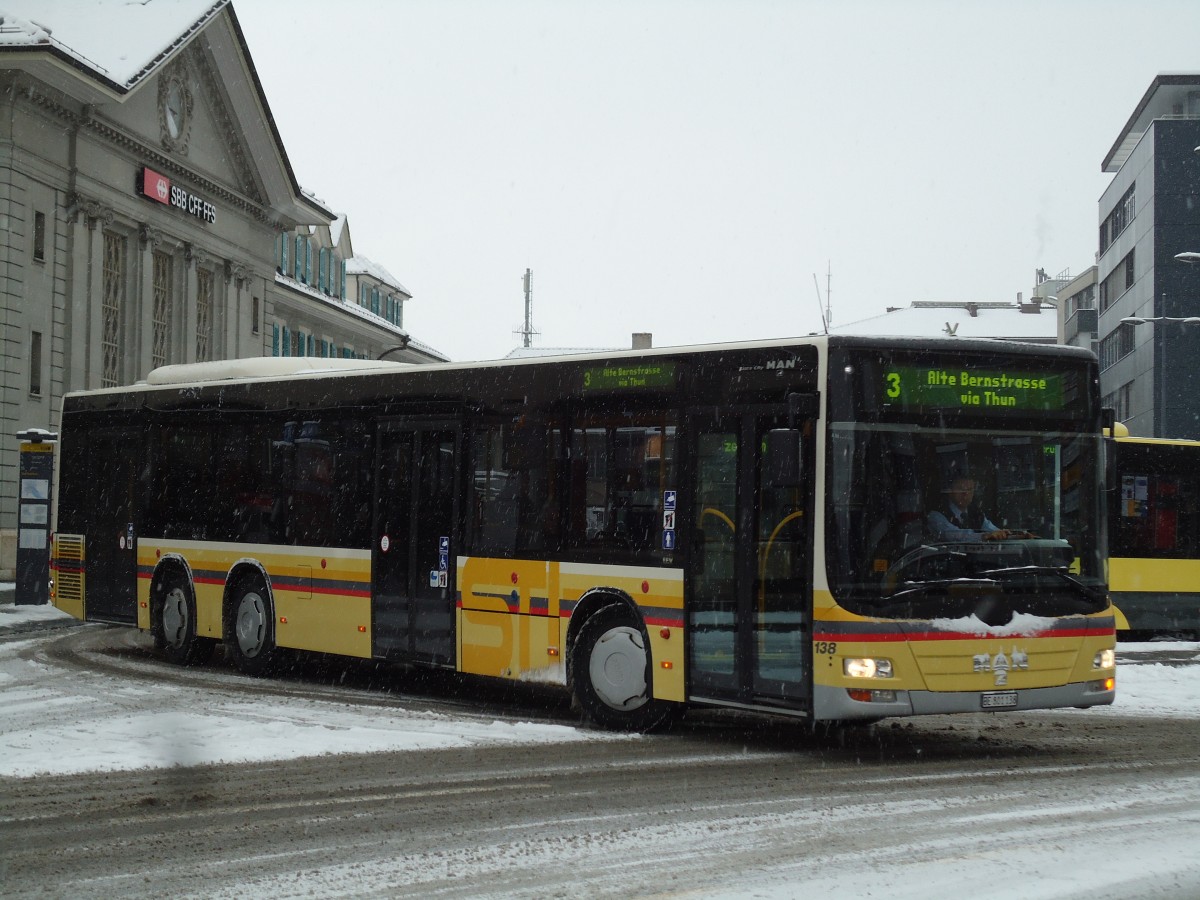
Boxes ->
[50,336,1115,729]
[1110,429,1200,639]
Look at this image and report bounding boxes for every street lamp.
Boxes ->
[1120,316,1200,326]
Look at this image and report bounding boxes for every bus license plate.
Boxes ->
[981,691,1018,709]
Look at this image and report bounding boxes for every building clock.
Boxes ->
[159,73,191,150]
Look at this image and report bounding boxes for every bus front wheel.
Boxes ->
[571,604,674,732]
[227,578,279,676]
[152,571,212,666]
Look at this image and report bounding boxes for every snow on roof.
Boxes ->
[503,346,619,360]
[330,215,347,247]
[345,255,410,297]
[146,356,408,385]
[0,0,224,88]
[833,301,1057,342]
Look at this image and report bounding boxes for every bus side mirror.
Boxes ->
[766,429,803,487]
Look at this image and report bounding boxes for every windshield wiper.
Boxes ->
[979,565,1106,602]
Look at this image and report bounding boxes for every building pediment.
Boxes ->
[0,0,328,226]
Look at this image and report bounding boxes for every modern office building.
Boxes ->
[0,0,445,575]
[1097,74,1200,437]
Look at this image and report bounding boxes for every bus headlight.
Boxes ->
[843,657,893,679]
[1093,649,1115,670]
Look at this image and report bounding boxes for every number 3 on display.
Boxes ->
[885,372,901,398]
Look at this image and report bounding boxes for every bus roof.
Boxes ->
[67,334,1097,398]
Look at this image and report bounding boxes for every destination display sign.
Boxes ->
[881,365,1065,412]
[582,362,676,393]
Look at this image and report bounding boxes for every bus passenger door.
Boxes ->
[688,411,813,709]
[84,428,140,624]
[373,423,459,665]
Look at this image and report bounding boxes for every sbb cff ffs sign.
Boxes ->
[137,166,217,225]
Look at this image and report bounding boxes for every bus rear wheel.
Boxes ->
[571,604,674,732]
[227,578,279,676]
[152,571,212,666]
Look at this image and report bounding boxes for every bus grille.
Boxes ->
[53,533,86,606]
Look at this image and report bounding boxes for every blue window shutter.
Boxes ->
[319,249,327,292]
[305,239,312,285]
[272,323,279,356]
[293,237,302,280]
[341,261,346,299]
[281,234,289,275]
[396,299,403,327]
[308,334,314,355]
[330,256,339,298]
[282,326,290,357]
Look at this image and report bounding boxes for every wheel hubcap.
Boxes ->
[589,626,649,711]
[236,591,267,658]
[161,587,187,648]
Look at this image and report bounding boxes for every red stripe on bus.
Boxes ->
[812,627,1113,643]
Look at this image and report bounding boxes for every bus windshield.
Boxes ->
[827,423,1107,620]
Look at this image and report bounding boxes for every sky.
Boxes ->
[226,0,1200,361]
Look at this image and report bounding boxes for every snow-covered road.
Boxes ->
[2,599,1198,899]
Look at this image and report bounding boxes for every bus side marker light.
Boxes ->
[661,660,673,670]
[140,600,147,609]
[279,616,287,625]
[358,625,367,633]
[641,581,649,593]
[547,646,559,657]
[660,628,671,639]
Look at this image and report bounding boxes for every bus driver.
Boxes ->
[926,475,1011,542]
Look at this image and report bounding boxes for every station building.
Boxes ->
[0,0,446,575]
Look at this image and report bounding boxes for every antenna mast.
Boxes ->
[825,260,832,326]
[513,268,540,348]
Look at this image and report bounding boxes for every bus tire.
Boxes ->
[570,603,674,733]
[152,570,213,666]
[227,576,279,676]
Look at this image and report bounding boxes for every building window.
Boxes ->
[29,331,41,395]
[102,232,126,387]
[1098,321,1136,370]
[1100,182,1135,256]
[252,296,260,334]
[1099,250,1134,313]
[196,268,213,362]
[33,211,46,262]
[152,249,173,370]
[1103,382,1133,424]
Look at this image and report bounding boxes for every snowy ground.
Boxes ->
[2,594,1196,780]
[4,593,1200,899]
